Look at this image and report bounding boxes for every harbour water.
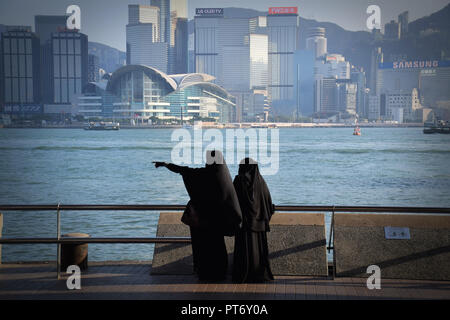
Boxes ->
[0,127,449,262]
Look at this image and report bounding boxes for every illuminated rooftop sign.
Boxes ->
[268,7,298,15]
[195,8,224,16]
[379,60,450,69]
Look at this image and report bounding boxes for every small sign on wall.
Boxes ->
[384,226,411,239]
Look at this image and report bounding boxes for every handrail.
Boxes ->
[1,204,449,213]
[1,204,449,279]
[0,237,191,244]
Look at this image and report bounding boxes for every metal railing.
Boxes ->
[0,204,449,279]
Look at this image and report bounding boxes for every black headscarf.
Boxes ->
[233,158,275,232]
[175,150,243,236]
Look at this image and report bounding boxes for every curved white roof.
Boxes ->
[107,65,178,92]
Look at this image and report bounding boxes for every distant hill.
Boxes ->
[88,41,126,74]
[188,5,450,80]
[188,7,373,73]
[379,3,450,62]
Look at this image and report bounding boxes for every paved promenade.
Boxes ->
[1,261,449,300]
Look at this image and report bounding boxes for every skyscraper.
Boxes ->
[249,33,268,89]
[1,26,41,108]
[398,11,409,37]
[294,49,315,117]
[194,10,252,90]
[384,20,401,40]
[35,15,68,104]
[126,5,168,72]
[88,54,100,82]
[351,67,367,118]
[35,15,67,45]
[267,7,299,116]
[50,31,88,104]
[194,10,269,122]
[306,27,327,59]
[150,0,188,74]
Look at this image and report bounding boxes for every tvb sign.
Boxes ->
[66,5,81,30]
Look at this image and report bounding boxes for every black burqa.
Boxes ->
[232,158,274,283]
[165,150,242,281]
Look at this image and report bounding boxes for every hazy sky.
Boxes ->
[1,0,449,51]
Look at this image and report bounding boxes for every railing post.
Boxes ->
[329,206,336,279]
[56,203,61,280]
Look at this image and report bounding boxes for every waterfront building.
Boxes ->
[351,67,368,118]
[267,7,299,116]
[1,26,42,117]
[384,20,401,40]
[368,95,381,121]
[385,88,420,122]
[376,59,450,108]
[337,80,357,115]
[293,49,315,117]
[150,0,188,74]
[315,77,338,114]
[398,11,409,37]
[306,27,327,59]
[194,10,268,121]
[78,65,236,123]
[88,54,100,83]
[369,47,383,95]
[50,31,88,104]
[126,5,168,72]
[249,33,268,90]
[34,15,67,45]
[313,53,352,115]
[315,54,350,80]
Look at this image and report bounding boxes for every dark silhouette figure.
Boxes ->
[232,158,274,283]
[154,150,242,281]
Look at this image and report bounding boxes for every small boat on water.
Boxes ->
[84,121,120,131]
[353,126,361,136]
[423,120,450,134]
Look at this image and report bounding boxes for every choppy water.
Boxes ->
[0,127,449,262]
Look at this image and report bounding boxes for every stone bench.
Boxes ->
[151,212,328,276]
[333,213,450,280]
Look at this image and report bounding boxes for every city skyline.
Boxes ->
[0,0,449,51]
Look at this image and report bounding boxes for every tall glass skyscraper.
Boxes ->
[306,27,327,59]
[150,0,188,74]
[126,5,168,72]
[1,26,41,105]
[267,9,299,116]
[250,33,268,89]
[51,31,88,104]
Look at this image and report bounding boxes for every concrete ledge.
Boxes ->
[268,213,328,276]
[151,212,328,276]
[334,213,450,280]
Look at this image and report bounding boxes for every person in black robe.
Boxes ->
[154,150,242,281]
[232,158,274,283]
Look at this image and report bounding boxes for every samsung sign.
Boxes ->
[195,8,224,16]
[379,60,450,69]
[3,104,42,114]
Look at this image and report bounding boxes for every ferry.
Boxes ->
[353,126,361,136]
[423,120,450,134]
[84,121,120,131]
